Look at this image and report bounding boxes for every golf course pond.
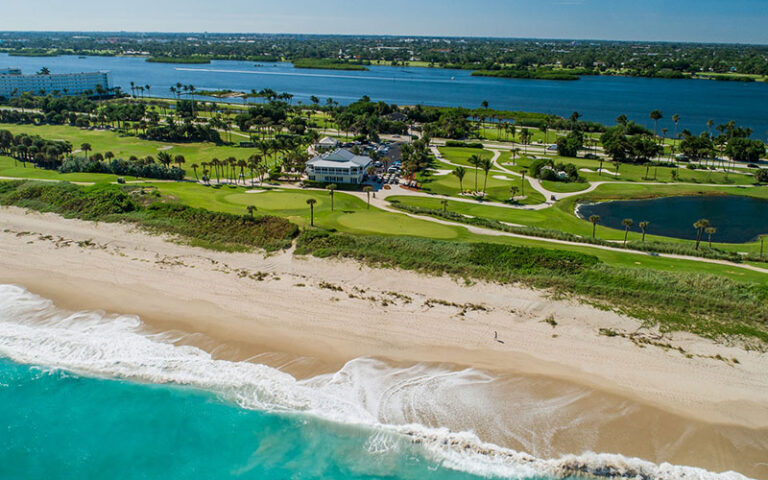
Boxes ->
[576,194,768,243]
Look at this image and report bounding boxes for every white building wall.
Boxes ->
[0,72,111,97]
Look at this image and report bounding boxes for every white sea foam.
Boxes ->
[0,284,752,480]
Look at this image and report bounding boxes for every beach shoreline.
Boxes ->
[1,205,767,478]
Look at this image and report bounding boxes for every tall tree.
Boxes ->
[363,186,374,209]
[706,227,717,248]
[639,221,650,242]
[326,184,337,211]
[650,110,663,138]
[80,143,91,161]
[672,114,680,139]
[589,215,600,239]
[693,219,710,250]
[306,198,317,226]
[622,218,634,246]
[480,157,493,195]
[468,154,482,193]
[452,166,466,193]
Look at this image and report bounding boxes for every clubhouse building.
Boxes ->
[306,148,372,184]
[0,69,112,97]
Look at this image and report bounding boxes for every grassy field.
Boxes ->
[153,183,464,240]
[433,147,546,204]
[437,146,495,167]
[0,123,261,170]
[0,156,123,183]
[505,154,757,186]
[149,182,767,283]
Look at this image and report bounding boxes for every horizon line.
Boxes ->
[1,30,767,48]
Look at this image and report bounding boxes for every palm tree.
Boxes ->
[509,185,519,201]
[510,148,520,165]
[210,158,221,184]
[306,198,317,226]
[440,199,449,213]
[693,219,710,250]
[452,166,466,193]
[468,154,481,193]
[480,158,493,195]
[589,215,600,239]
[622,218,634,246]
[672,114,680,139]
[174,154,186,169]
[80,143,91,161]
[650,110,663,138]
[706,227,717,248]
[519,129,532,155]
[521,171,526,197]
[157,151,173,169]
[326,184,337,211]
[363,186,374,209]
[639,221,650,242]
[191,163,200,181]
[246,205,257,218]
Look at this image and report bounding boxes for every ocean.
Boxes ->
[0,284,752,480]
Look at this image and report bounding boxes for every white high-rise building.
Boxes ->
[0,69,111,97]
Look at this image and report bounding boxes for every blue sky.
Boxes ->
[2,0,767,44]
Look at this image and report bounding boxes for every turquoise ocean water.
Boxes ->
[0,358,482,480]
[0,284,750,480]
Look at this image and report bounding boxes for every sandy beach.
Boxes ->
[1,205,767,478]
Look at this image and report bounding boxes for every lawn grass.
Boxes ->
[0,122,261,173]
[539,180,591,193]
[431,147,545,204]
[509,154,756,186]
[437,146,495,167]
[145,182,768,283]
[152,183,463,240]
[417,169,546,205]
[0,156,122,183]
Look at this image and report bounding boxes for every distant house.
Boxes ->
[315,136,340,149]
[306,148,372,184]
